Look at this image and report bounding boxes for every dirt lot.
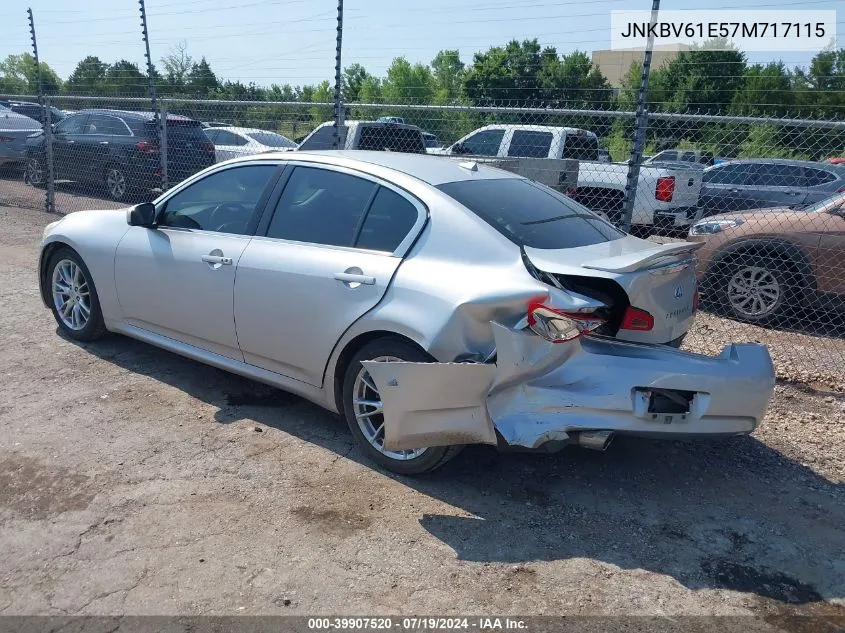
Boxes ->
[1,202,844,625]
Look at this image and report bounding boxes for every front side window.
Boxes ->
[507,130,553,158]
[265,166,376,246]
[458,129,505,156]
[85,115,130,136]
[358,126,426,153]
[438,178,623,250]
[54,114,88,135]
[158,165,277,234]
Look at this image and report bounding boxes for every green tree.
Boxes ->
[431,49,464,102]
[185,57,218,97]
[0,53,62,94]
[381,57,435,104]
[65,56,109,96]
[730,62,793,116]
[342,63,369,103]
[657,41,747,114]
[538,50,612,109]
[794,47,845,117]
[103,60,147,96]
[463,39,542,105]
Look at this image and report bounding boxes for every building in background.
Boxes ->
[591,44,691,88]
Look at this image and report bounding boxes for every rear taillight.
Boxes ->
[620,306,655,331]
[527,303,605,343]
[655,176,675,202]
[136,140,158,154]
[203,141,215,153]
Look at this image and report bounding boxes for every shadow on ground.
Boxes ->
[70,332,845,620]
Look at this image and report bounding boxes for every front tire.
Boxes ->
[341,338,462,475]
[47,247,107,341]
[25,157,46,188]
[714,254,796,324]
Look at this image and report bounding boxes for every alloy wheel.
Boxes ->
[727,265,781,318]
[51,259,91,331]
[26,158,44,185]
[352,355,428,461]
[106,168,127,200]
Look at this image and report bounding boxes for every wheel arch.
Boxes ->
[39,240,76,308]
[328,329,430,414]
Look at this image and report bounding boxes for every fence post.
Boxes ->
[138,0,163,182]
[27,7,55,213]
[620,0,660,233]
[159,100,168,191]
[332,0,344,149]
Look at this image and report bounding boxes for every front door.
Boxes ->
[234,164,426,386]
[51,113,88,181]
[113,163,280,359]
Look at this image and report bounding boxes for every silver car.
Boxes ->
[38,152,775,474]
[0,105,42,169]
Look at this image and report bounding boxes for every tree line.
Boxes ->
[1,39,843,158]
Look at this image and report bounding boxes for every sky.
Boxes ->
[1,0,841,88]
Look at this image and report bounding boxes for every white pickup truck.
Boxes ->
[437,124,704,231]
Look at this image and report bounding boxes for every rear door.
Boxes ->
[803,166,841,205]
[233,164,426,386]
[748,163,807,209]
[79,113,131,177]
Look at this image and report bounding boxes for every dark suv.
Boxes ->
[0,100,65,125]
[25,109,215,201]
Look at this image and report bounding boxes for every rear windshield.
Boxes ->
[437,178,623,249]
[358,125,425,153]
[562,134,599,161]
[248,131,296,148]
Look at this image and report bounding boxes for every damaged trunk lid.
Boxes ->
[524,237,703,344]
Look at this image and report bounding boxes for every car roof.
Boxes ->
[75,109,197,123]
[228,150,522,186]
[213,126,280,135]
[474,124,597,136]
[713,158,845,172]
[315,120,423,131]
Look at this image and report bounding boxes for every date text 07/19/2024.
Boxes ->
[307,617,528,630]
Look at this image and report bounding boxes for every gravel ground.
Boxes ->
[0,203,844,627]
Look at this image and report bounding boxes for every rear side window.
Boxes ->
[507,130,553,158]
[751,163,803,188]
[355,187,419,252]
[358,125,425,153]
[213,130,249,146]
[299,125,346,150]
[562,134,598,161]
[266,166,376,246]
[804,167,836,187]
[437,178,623,249]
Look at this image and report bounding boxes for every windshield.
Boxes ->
[437,178,624,249]
[248,131,297,148]
[804,193,845,214]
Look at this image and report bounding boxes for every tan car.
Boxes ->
[688,193,845,323]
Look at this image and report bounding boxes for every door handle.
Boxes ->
[202,254,232,265]
[99,141,109,145]
[333,272,375,285]
[67,140,75,144]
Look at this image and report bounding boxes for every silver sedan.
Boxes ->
[38,151,775,474]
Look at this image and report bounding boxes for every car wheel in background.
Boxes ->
[713,254,797,324]
[341,337,462,475]
[47,247,107,341]
[25,157,46,188]
[104,166,130,201]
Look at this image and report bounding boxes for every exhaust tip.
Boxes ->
[574,430,615,452]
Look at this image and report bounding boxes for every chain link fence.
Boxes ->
[1,93,844,375]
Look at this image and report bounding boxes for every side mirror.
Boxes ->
[127,202,157,228]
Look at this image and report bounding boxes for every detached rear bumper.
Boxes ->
[364,324,775,452]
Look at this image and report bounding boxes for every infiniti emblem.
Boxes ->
[674,285,684,299]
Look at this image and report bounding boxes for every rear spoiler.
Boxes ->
[581,241,703,274]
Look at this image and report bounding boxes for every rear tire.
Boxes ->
[25,157,47,188]
[341,338,462,475]
[104,165,131,201]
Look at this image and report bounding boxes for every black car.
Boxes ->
[25,109,215,201]
[0,100,65,125]
[698,159,845,217]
